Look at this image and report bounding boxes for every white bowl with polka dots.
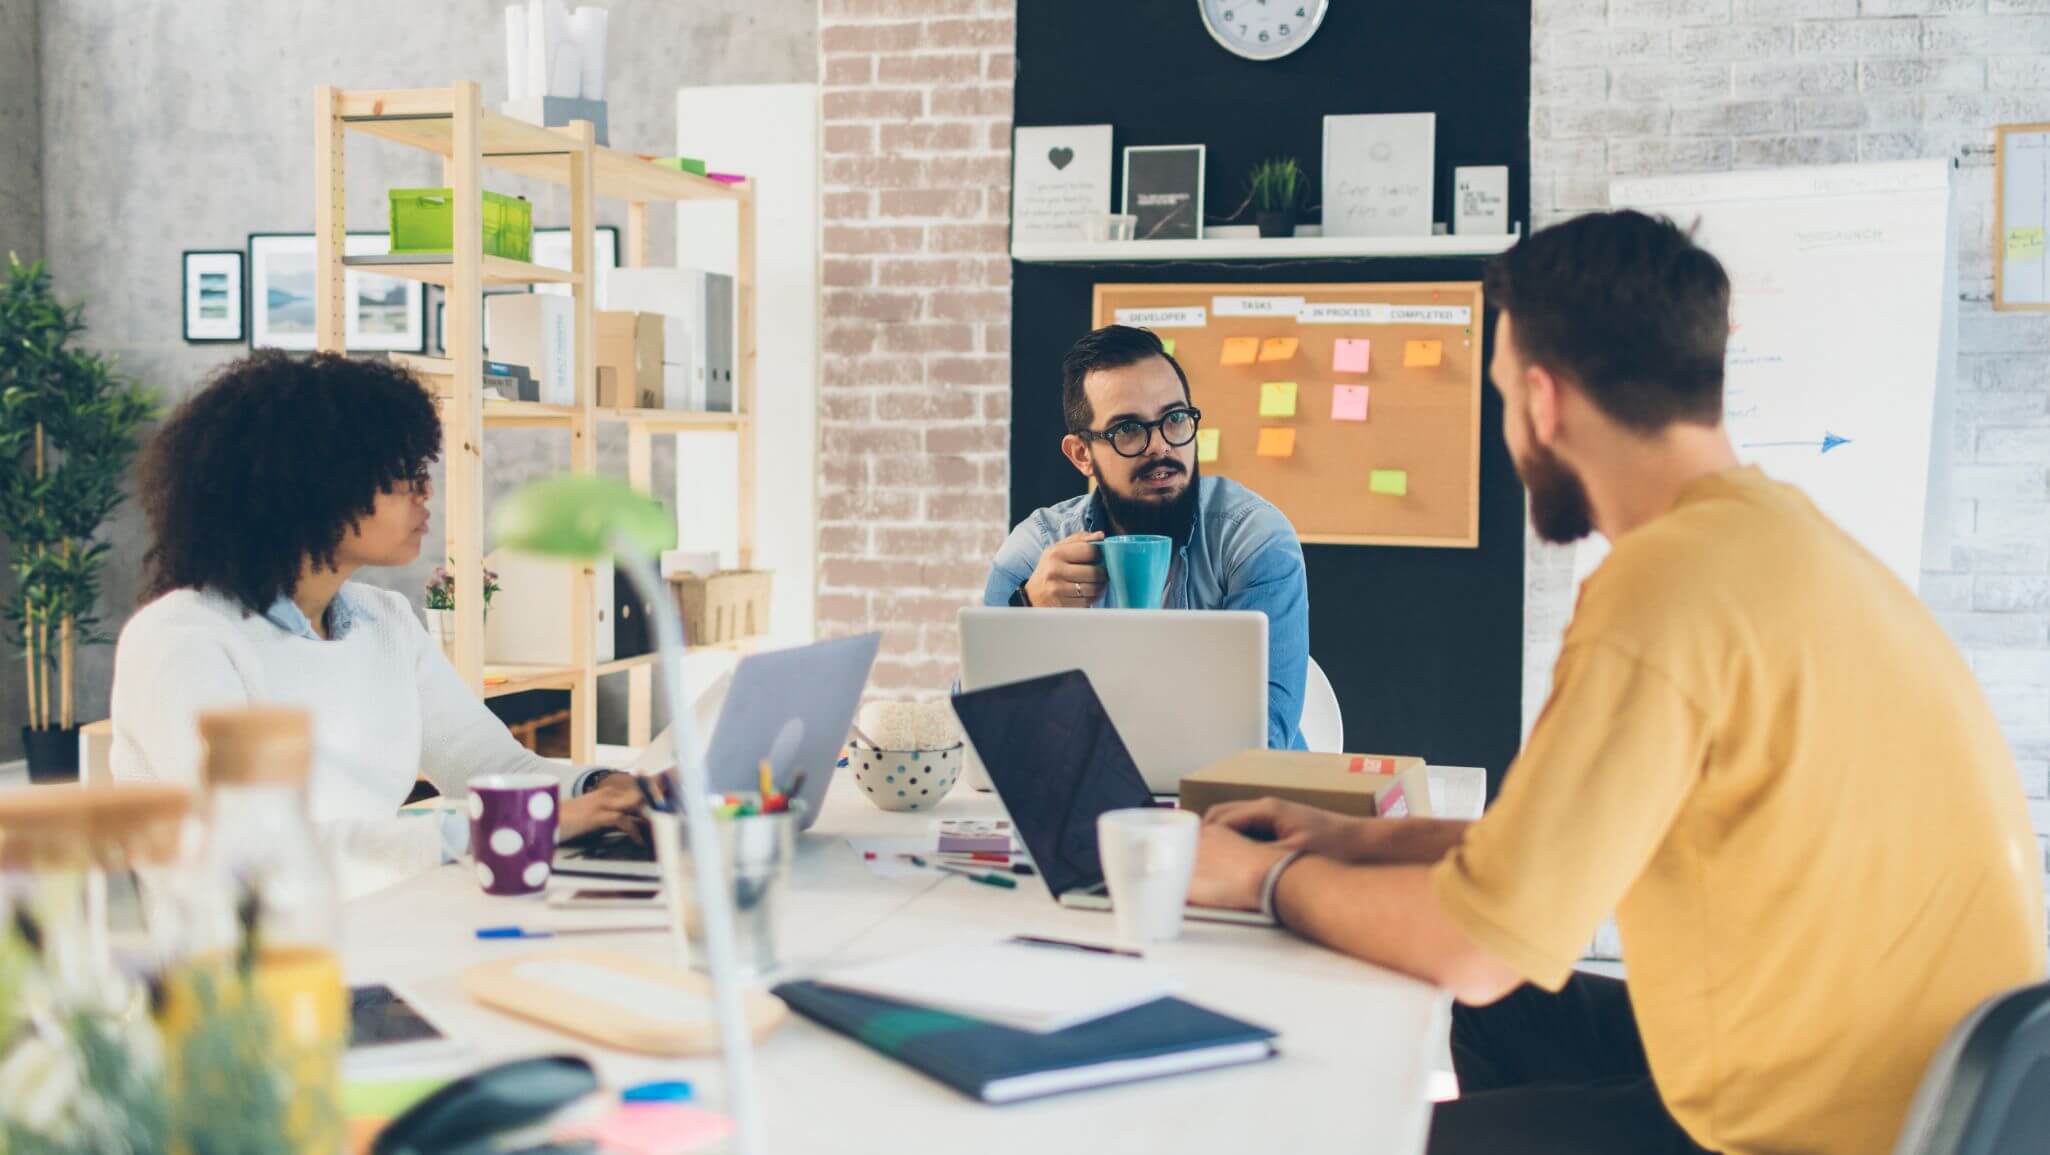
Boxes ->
[843,741,964,812]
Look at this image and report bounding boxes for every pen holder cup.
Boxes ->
[650,807,795,979]
[840,741,964,813]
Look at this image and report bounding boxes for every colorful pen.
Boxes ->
[475,924,669,940]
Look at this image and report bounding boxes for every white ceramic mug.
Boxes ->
[1096,808,1200,945]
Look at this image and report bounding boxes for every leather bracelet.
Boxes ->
[1259,849,1307,927]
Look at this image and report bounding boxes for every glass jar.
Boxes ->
[160,706,345,1154]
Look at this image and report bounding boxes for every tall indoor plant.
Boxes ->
[0,255,155,781]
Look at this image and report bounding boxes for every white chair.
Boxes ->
[1299,656,1344,753]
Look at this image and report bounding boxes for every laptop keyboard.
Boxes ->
[558,827,656,863]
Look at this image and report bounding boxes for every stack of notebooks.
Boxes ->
[772,940,1277,1104]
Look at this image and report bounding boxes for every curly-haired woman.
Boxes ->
[109,351,641,893]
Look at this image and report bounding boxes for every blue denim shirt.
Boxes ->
[263,588,366,641]
[983,476,1310,749]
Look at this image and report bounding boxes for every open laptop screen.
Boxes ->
[950,670,1156,900]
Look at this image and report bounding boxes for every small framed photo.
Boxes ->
[182,250,245,343]
[1122,145,1207,241]
[249,232,427,353]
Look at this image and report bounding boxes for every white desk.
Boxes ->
[343,774,1449,1154]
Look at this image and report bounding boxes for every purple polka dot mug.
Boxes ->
[467,773,560,896]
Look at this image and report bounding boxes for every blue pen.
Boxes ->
[475,925,669,940]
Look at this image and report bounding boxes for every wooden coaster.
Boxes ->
[462,948,786,1056]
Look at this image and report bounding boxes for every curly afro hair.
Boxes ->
[140,350,441,612]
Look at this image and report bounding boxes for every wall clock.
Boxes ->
[1200,0,1329,61]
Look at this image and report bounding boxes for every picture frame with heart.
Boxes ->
[1011,124,1114,247]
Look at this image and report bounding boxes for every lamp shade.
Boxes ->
[492,474,678,560]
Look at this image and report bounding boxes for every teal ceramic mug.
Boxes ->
[1099,535,1172,609]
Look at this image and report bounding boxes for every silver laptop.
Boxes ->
[950,669,1274,928]
[556,633,880,878]
[959,608,1268,794]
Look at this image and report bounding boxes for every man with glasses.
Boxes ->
[983,324,1310,749]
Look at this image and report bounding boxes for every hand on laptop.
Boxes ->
[1023,531,1106,608]
[1187,824,1291,911]
[560,772,648,843]
[1204,797,1367,861]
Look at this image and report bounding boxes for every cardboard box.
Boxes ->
[1177,750,1433,820]
[669,570,772,645]
[594,310,665,407]
[485,294,575,405]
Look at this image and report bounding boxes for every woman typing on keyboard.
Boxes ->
[109,351,644,895]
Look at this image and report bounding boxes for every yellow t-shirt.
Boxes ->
[1431,466,2046,1155]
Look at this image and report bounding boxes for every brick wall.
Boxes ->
[1525,0,2050,895]
[817,0,1017,694]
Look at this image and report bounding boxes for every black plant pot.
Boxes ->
[23,726,81,785]
[1256,210,1298,239]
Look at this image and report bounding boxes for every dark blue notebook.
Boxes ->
[771,980,1279,1104]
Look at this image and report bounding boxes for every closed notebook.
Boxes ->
[772,980,1279,1105]
[813,940,1178,1033]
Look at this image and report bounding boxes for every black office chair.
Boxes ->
[1893,981,2050,1155]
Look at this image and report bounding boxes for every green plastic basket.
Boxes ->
[389,188,532,262]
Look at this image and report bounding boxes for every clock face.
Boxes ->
[1200,0,1328,61]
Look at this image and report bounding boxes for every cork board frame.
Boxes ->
[1093,281,1484,548]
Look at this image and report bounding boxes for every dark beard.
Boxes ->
[1098,459,1202,545]
[1519,439,1595,545]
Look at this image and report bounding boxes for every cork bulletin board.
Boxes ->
[1093,281,1484,548]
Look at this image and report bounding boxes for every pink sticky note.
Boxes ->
[558,1105,735,1155]
[1332,385,1370,422]
[1333,339,1371,374]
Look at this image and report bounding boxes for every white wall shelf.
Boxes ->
[1010,229,1521,265]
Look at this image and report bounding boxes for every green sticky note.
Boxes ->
[1196,427,1220,462]
[2008,226,2046,262]
[1162,338,1177,357]
[343,1076,449,1120]
[1369,469,1408,496]
[1258,381,1299,418]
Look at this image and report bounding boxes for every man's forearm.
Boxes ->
[1343,817,1471,865]
[1273,857,1520,1004]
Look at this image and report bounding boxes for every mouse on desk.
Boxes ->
[373,1055,596,1155]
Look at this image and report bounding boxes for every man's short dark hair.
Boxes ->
[1060,324,1191,434]
[1483,210,1731,432]
[141,350,442,612]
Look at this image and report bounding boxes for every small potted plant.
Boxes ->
[0,256,155,783]
[423,561,499,653]
[1248,156,1309,239]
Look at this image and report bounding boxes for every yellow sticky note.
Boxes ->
[1196,428,1220,462]
[1404,340,1443,368]
[1369,469,1409,496]
[2008,227,2046,262]
[1221,337,1260,366]
[1258,381,1299,418]
[1162,338,1178,357]
[1258,337,1299,363]
[1256,427,1297,458]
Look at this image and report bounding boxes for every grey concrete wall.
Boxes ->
[32,0,814,743]
[0,0,40,761]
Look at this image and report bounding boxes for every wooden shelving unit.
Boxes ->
[316,82,758,760]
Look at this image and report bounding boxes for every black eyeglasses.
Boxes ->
[1077,406,1203,458]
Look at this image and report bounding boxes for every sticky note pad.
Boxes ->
[1221,337,1260,366]
[1404,340,1443,368]
[1256,428,1297,458]
[1258,337,1299,363]
[2010,227,2046,261]
[1258,381,1299,418]
[1333,339,1371,374]
[1369,469,1409,496]
[1196,427,1220,463]
[558,1105,735,1155]
[1331,385,1370,422]
[1161,338,1177,357]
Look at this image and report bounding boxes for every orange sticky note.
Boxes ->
[1221,337,1260,366]
[1332,385,1369,422]
[1333,339,1371,374]
[1258,337,1299,363]
[1196,428,1220,462]
[1258,381,1298,418]
[1161,338,1177,357]
[1257,428,1297,458]
[1404,340,1443,368]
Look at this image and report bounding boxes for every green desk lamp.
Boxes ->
[494,474,762,1153]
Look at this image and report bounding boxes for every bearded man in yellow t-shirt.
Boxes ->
[1189,209,2046,1155]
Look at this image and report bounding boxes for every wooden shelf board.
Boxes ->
[343,253,580,287]
[482,663,578,698]
[1010,231,1522,264]
[600,408,749,432]
[484,400,581,428]
[595,652,660,676]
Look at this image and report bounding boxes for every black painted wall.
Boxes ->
[1011,0,1533,787]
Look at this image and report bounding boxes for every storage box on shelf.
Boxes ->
[314,81,758,760]
[670,570,772,647]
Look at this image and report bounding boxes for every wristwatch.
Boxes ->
[1009,584,1032,608]
[1260,850,1306,926]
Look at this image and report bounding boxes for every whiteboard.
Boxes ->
[1997,125,2050,309]
[1583,161,1959,591]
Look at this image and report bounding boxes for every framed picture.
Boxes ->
[1011,125,1115,246]
[1122,145,1206,241]
[182,250,245,343]
[248,232,427,353]
[1996,122,2050,311]
[532,225,620,304]
[1322,113,1437,239]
